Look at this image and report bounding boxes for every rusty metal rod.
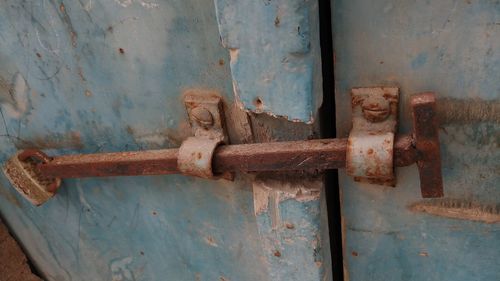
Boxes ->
[38,135,417,179]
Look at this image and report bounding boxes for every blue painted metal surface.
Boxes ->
[215,0,323,122]
[0,1,330,280]
[334,0,499,280]
[252,178,331,281]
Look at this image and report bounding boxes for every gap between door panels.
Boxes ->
[318,0,344,281]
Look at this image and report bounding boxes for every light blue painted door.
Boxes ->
[0,1,331,280]
[333,1,499,280]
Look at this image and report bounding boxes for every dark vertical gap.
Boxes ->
[318,0,344,281]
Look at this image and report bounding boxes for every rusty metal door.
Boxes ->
[333,1,499,280]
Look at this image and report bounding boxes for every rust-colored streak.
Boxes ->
[214,138,348,173]
[36,135,419,179]
[409,199,500,223]
[40,149,179,178]
[436,98,500,124]
[393,135,417,167]
[411,93,444,198]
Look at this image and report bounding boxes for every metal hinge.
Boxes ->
[3,90,443,205]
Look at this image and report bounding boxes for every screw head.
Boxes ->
[190,107,214,129]
[361,97,390,122]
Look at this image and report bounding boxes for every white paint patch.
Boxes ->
[114,0,159,9]
[84,0,92,11]
[229,48,240,64]
[140,1,159,9]
[76,183,94,212]
[253,178,321,216]
[134,133,166,147]
[114,0,133,7]
[3,73,29,118]
[383,3,393,13]
[35,29,60,54]
[110,257,134,281]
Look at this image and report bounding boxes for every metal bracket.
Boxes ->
[177,93,230,179]
[346,87,399,186]
[183,93,228,143]
[3,150,61,206]
[2,91,444,206]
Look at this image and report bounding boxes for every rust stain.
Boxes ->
[58,3,78,48]
[14,131,83,150]
[436,98,500,124]
[409,198,500,224]
[253,176,322,215]
[3,151,61,206]
[347,87,398,186]
[249,110,316,143]
[77,67,86,82]
[0,75,16,106]
[411,93,444,198]
[225,102,254,144]
[253,97,264,111]
[204,236,218,247]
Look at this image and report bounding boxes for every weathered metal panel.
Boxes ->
[215,0,323,122]
[334,0,499,280]
[0,1,330,280]
[0,1,266,280]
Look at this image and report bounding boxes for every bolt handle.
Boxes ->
[411,92,444,198]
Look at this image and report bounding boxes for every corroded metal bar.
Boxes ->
[411,93,444,198]
[38,135,417,178]
[39,149,179,178]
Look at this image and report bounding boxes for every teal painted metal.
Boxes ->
[215,0,323,122]
[214,1,331,279]
[334,0,499,280]
[0,1,330,280]
[252,178,331,281]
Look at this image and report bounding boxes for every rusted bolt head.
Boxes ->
[361,96,391,122]
[191,107,214,129]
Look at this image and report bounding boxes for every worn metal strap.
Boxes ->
[346,87,399,186]
[177,137,222,179]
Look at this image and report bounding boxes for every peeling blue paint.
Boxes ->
[0,1,266,280]
[252,179,331,281]
[0,0,329,280]
[334,0,500,280]
[214,0,323,122]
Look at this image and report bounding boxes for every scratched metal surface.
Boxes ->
[0,1,330,280]
[333,1,500,280]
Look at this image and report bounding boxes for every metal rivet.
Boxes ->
[361,99,390,122]
[191,107,214,129]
